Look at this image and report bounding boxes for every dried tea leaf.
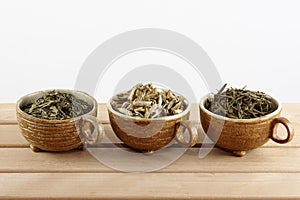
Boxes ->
[23,90,92,120]
[111,83,187,118]
[205,84,276,119]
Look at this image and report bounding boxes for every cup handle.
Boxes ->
[80,115,105,145]
[175,120,198,147]
[270,117,294,144]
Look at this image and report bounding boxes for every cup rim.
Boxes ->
[107,90,191,121]
[199,93,282,122]
[16,89,97,122]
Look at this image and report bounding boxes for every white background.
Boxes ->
[0,0,299,102]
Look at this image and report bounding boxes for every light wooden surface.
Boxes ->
[0,103,299,199]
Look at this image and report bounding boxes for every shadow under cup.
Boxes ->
[199,94,294,156]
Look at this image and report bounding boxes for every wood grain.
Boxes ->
[0,103,16,124]
[0,103,299,199]
[1,147,300,173]
[1,173,300,199]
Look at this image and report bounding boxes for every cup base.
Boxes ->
[30,144,41,152]
[217,146,248,157]
[232,150,247,157]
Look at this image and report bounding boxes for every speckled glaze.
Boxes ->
[16,89,98,152]
[199,94,294,156]
[107,98,198,152]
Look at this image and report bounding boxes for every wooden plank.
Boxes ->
[1,103,297,147]
[1,147,300,173]
[98,103,109,124]
[0,125,28,147]
[1,121,299,148]
[281,103,300,122]
[1,173,300,199]
[0,103,16,124]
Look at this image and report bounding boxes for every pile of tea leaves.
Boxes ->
[23,91,92,120]
[205,84,276,119]
[111,83,187,118]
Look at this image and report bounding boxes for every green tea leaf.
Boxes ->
[23,91,92,120]
[205,84,276,119]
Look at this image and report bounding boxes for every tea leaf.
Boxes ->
[111,83,187,118]
[205,84,276,119]
[23,91,92,120]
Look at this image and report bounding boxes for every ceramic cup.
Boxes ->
[107,94,198,152]
[199,94,294,156]
[16,89,104,152]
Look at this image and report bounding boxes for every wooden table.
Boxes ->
[1,103,300,199]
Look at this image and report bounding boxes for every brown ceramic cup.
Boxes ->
[16,89,104,152]
[199,94,294,156]
[107,95,198,152]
